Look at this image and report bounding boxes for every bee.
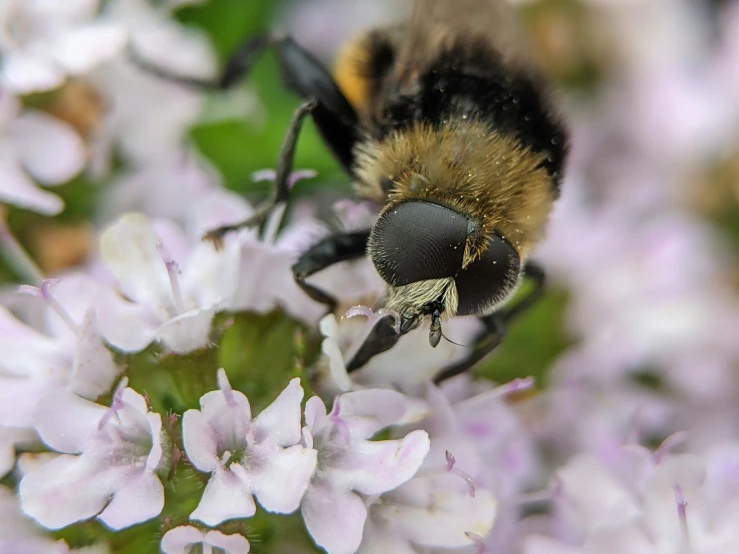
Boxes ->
[134,0,568,381]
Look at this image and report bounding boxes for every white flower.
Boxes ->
[0,276,118,433]
[183,371,317,526]
[525,442,739,554]
[315,313,481,395]
[101,150,223,224]
[0,0,126,94]
[358,383,502,553]
[0,486,109,554]
[89,0,217,168]
[97,213,240,354]
[161,526,249,554]
[0,93,86,215]
[300,389,430,554]
[19,381,165,530]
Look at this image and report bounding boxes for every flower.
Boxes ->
[315,313,482,395]
[161,526,249,554]
[0,93,86,215]
[0,485,109,554]
[0,0,126,94]
[19,380,165,530]
[89,0,217,169]
[0,276,118,433]
[524,441,739,554]
[0,427,34,478]
[357,383,505,553]
[97,212,240,353]
[300,389,430,554]
[183,370,317,526]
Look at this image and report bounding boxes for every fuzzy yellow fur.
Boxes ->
[354,120,554,265]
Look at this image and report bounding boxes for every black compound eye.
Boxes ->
[455,234,521,316]
[368,201,468,286]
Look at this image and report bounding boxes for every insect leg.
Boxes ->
[204,99,316,244]
[292,231,370,313]
[128,34,270,90]
[131,35,358,174]
[431,262,547,384]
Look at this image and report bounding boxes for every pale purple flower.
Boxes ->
[538,177,739,403]
[97,213,240,353]
[300,389,430,554]
[0,276,118,435]
[315,313,481,395]
[161,526,249,554]
[89,0,217,169]
[19,381,165,530]
[0,0,126,94]
[101,150,223,224]
[0,93,86,215]
[525,441,739,554]
[437,376,542,553]
[357,382,506,553]
[0,485,109,554]
[183,370,317,526]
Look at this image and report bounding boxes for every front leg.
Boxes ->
[292,231,370,313]
[432,262,547,383]
[205,99,316,244]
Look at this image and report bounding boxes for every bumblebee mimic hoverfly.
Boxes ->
[134,0,568,381]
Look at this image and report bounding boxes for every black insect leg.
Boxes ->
[432,262,547,384]
[128,34,270,90]
[291,231,404,371]
[131,35,359,174]
[205,99,316,244]
[292,231,370,313]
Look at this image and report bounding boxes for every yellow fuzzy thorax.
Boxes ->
[354,120,554,265]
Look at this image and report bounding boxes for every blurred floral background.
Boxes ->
[1,0,739,553]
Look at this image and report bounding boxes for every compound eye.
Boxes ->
[368,201,468,286]
[455,234,521,316]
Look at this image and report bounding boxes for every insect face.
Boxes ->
[367,199,521,345]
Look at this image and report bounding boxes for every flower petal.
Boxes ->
[0,306,68,378]
[204,531,251,554]
[97,470,164,530]
[95,290,159,353]
[236,444,317,514]
[0,51,64,94]
[0,147,64,215]
[19,453,114,529]
[376,488,497,548]
[304,396,328,435]
[69,309,119,400]
[334,389,408,439]
[34,390,107,453]
[51,23,127,74]
[182,408,219,473]
[0,427,35,478]
[99,213,175,309]
[12,111,86,185]
[156,307,215,354]
[161,526,205,554]
[181,240,240,310]
[190,469,256,526]
[302,480,368,554]
[340,430,430,495]
[253,378,304,447]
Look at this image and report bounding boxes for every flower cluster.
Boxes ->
[1,0,739,553]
